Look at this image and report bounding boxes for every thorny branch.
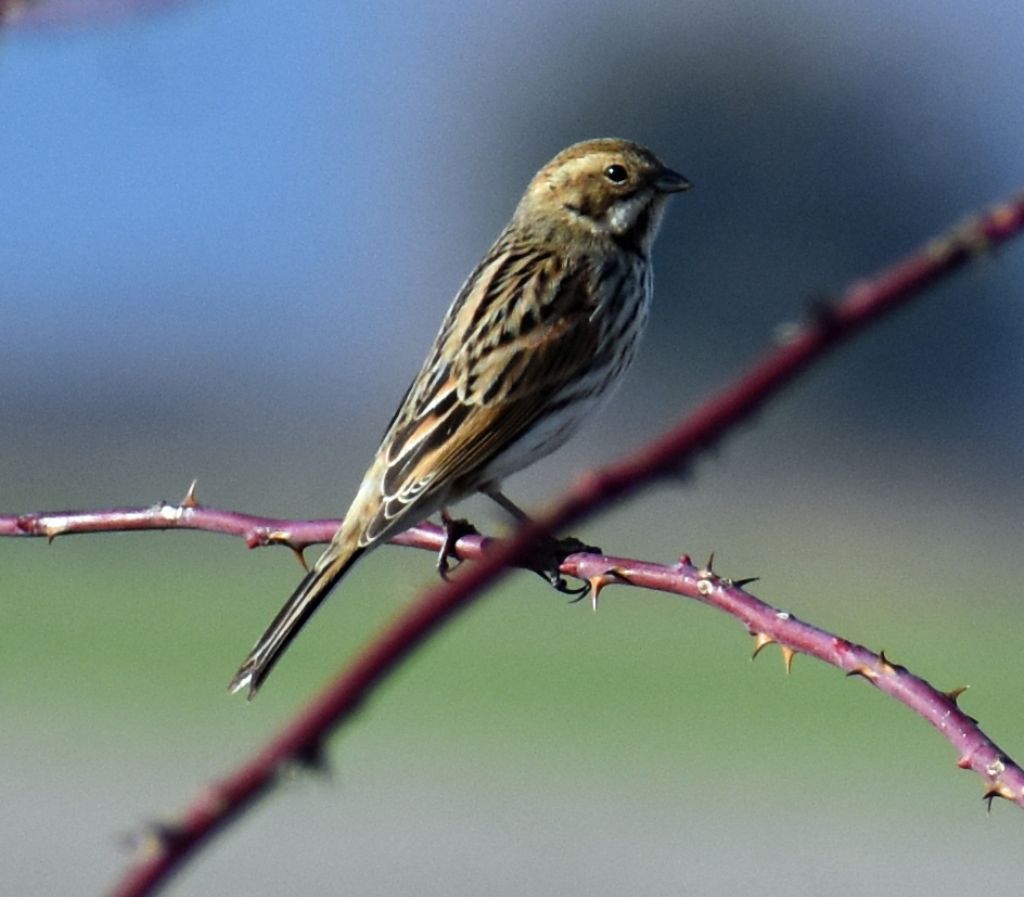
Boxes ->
[4,495,1019,819]
[2,191,1023,897]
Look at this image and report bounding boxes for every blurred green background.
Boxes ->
[2,0,1023,894]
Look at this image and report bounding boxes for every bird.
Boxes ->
[229,138,691,697]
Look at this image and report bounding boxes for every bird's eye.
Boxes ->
[603,164,629,184]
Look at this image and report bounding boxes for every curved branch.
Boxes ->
[4,191,1022,896]
[4,498,1020,820]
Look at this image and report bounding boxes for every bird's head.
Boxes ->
[515,138,691,252]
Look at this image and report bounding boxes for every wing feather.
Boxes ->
[358,248,601,543]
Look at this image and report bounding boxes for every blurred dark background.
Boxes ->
[2,1,1022,895]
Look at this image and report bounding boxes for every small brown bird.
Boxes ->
[230,138,691,697]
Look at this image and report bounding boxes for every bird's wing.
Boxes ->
[357,251,601,544]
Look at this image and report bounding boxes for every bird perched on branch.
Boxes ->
[230,138,691,697]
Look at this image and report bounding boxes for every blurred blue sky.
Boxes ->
[2,1,1024,468]
[1,0,1022,505]
[2,0,1024,448]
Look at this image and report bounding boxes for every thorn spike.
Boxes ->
[944,685,969,704]
[136,820,185,856]
[981,785,1012,811]
[751,632,776,660]
[294,741,331,774]
[182,478,200,508]
[586,568,628,610]
[780,645,796,674]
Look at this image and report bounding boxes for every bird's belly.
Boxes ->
[477,388,608,486]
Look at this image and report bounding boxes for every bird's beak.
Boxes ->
[655,168,693,193]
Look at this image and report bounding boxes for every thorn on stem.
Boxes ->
[586,567,629,611]
[944,684,969,705]
[730,576,760,589]
[846,665,878,682]
[805,292,841,334]
[878,650,901,675]
[699,551,716,579]
[981,782,1014,811]
[563,579,593,603]
[780,645,796,674]
[260,529,311,569]
[751,631,776,660]
[122,820,185,857]
[696,552,718,596]
[181,479,200,508]
[293,741,330,775]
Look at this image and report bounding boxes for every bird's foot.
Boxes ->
[528,535,603,599]
[437,510,480,579]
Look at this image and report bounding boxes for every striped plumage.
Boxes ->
[230,139,691,697]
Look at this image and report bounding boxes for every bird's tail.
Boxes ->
[228,539,365,699]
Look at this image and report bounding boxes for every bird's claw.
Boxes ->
[527,564,591,598]
[528,534,601,597]
[436,513,480,579]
